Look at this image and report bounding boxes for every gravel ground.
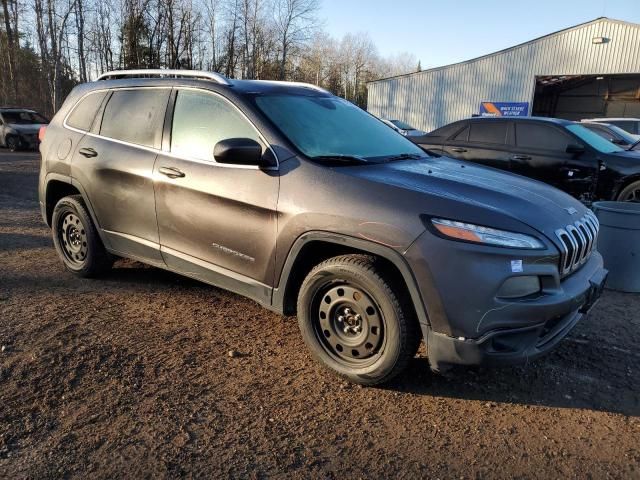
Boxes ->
[1,151,639,479]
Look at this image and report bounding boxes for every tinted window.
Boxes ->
[452,125,469,141]
[171,90,262,162]
[67,91,107,131]
[430,121,466,139]
[515,123,571,151]
[469,122,507,144]
[253,95,426,161]
[100,89,170,148]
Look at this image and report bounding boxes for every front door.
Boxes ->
[154,88,279,301]
[511,122,598,199]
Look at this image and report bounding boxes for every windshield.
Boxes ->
[253,95,427,162]
[2,111,48,124]
[584,123,639,145]
[390,119,414,130]
[566,124,624,153]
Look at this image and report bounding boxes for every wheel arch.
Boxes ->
[45,177,81,226]
[44,175,111,250]
[272,232,431,330]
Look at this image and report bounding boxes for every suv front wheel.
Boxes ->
[52,195,113,277]
[297,254,420,385]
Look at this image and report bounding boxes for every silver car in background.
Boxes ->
[0,108,49,151]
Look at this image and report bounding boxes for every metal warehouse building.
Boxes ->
[367,18,640,132]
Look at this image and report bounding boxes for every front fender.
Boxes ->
[271,230,433,333]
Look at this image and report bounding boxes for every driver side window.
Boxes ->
[516,124,573,151]
[171,90,262,162]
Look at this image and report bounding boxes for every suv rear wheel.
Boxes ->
[297,254,420,385]
[52,195,113,277]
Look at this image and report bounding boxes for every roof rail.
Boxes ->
[97,69,231,86]
[250,79,330,94]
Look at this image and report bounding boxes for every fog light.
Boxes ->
[497,276,541,299]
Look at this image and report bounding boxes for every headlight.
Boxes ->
[431,218,545,249]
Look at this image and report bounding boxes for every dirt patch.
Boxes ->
[1,151,639,478]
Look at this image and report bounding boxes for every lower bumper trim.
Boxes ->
[426,309,582,373]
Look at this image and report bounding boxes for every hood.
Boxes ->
[344,156,588,241]
[8,123,44,134]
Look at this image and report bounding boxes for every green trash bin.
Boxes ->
[592,201,640,293]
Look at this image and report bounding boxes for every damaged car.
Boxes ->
[415,117,640,203]
[39,71,607,384]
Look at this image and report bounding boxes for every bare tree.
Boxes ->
[273,0,318,80]
[1,0,19,101]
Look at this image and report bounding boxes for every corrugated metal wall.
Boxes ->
[367,18,640,132]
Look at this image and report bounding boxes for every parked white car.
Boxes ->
[582,118,640,135]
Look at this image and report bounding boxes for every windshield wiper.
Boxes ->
[310,154,370,165]
[627,139,640,151]
[384,153,426,162]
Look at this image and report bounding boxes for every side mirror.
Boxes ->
[566,143,585,154]
[214,138,264,166]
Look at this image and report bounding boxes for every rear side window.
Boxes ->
[171,89,261,162]
[100,89,170,148]
[66,91,107,131]
[516,123,572,151]
[468,122,507,144]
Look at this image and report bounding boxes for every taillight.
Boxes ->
[38,126,47,142]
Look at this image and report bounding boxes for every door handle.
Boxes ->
[78,147,98,158]
[158,166,186,179]
[511,154,532,161]
[451,147,467,153]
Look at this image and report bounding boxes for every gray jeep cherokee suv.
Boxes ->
[39,70,608,385]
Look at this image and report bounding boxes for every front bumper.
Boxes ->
[405,231,608,371]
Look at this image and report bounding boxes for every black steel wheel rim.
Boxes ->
[58,212,88,265]
[312,282,385,366]
[7,137,18,150]
[622,186,640,203]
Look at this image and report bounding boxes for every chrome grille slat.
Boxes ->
[555,212,600,276]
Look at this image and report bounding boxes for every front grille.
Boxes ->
[555,211,599,276]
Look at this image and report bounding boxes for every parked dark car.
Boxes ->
[580,121,640,148]
[39,70,607,385]
[414,116,640,203]
[0,108,49,151]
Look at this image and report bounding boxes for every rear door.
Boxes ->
[510,122,598,199]
[153,88,279,299]
[443,120,512,172]
[71,87,171,265]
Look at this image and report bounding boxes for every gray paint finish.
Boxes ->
[367,18,640,132]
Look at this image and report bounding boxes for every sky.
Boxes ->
[320,0,640,69]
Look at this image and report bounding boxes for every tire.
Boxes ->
[51,195,113,277]
[297,254,421,385]
[616,180,640,202]
[6,136,20,152]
